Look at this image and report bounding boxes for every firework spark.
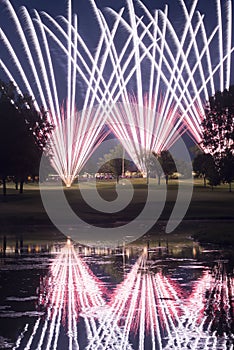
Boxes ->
[0,0,233,180]
[100,0,234,169]
[0,0,112,186]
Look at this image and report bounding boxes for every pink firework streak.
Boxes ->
[107,94,186,173]
[15,244,107,350]
[105,0,233,155]
[0,0,111,187]
[12,246,233,349]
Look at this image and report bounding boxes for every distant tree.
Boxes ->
[175,159,192,179]
[143,153,158,185]
[193,153,216,188]
[207,164,221,190]
[98,144,130,183]
[189,144,203,158]
[151,150,176,185]
[146,153,160,182]
[0,80,53,195]
[193,151,221,190]
[0,99,17,194]
[219,152,234,192]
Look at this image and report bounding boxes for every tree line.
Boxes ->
[0,79,233,194]
[98,86,234,190]
[97,144,190,184]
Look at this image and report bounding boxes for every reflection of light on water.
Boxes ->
[12,246,233,349]
[13,245,106,350]
[165,263,234,350]
[85,255,233,349]
[86,254,187,349]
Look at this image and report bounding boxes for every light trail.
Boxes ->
[0,0,233,181]
[11,245,233,349]
[83,252,233,349]
[0,0,111,187]
[97,2,188,172]
[85,254,187,349]
[12,244,107,349]
[163,262,234,349]
[104,0,233,167]
[154,0,233,147]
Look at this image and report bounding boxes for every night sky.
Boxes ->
[0,0,230,30]
[0,0,233,105]
[1,0,230,43]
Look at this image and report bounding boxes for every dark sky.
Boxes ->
[0,0,233,101]
[0,0,219,15]
[0,0,225,26]
[1,0,223,39]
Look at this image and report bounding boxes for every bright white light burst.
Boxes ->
[0,0,233,183]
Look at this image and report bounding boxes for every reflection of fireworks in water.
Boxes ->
[85,253,185,349]
[13,244,107,350]
[13,245,233,349]
[191,262,234,338]
[85,254,233,349]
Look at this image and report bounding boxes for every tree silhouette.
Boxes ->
[202,86,234,191]
[202,86,234,156]
[151,150,176,185]
[219,152,234,192]
[0,80,53,195]
[98,144,130,183]
[193,153,216,188]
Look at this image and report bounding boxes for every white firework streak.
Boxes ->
[102,0,233,170]
[11,244,233,349]
[0,0,233,181]
[0,0,111,187]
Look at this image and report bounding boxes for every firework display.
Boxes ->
[0,0,233,184]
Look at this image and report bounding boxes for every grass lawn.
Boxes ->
[0,178,233,246]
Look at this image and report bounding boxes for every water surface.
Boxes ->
[0,239,233,349]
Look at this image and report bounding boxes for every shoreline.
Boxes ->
[0,218,233,247]
[0,180,233,247]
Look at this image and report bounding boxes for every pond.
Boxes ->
[0,237,233,349]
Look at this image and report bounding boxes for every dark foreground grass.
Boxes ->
[0,179,233,246]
